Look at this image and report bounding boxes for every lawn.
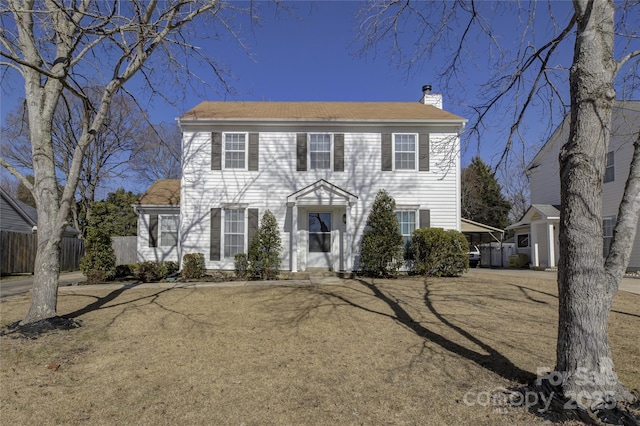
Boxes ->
[1,272,638,425]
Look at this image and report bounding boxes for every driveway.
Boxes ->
[466,267,640,296]
[0,271,86,298]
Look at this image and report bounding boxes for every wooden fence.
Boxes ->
[112,236,137,265]
[0,231,85,274]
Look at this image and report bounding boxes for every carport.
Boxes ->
[461,218,509,267]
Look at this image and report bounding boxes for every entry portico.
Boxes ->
[287,180,358,272]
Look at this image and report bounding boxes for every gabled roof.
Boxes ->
[528,100,640,172]
[0,187,36,227]
[506,204,561,230]
[287,179,358,206]
[180,101,465,123]
[137,180,180,206]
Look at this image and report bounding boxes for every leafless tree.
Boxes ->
[0,0,250,325]
[130,121,182,186]
[358,0,640,417]
[3,89,148,233]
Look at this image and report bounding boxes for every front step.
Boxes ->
[286,270,355,280]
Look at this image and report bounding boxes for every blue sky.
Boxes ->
[1,1,637,195]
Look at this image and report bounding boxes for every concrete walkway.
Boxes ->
[2,268,639,297]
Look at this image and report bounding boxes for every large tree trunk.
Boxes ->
[556,0,634,408]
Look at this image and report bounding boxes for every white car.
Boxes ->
[468,245,481,268]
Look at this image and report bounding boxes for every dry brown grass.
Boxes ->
[1,272,638,425]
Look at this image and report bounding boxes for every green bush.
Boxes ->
[135,261,162,282]
[411,228,468,277]
[182,253,205,279]
[359,190,404,277]
[80,227,116,284]
[248,210,282,280]
[114,263,137,278]
[234,253,249,279]
[159,261,179,277]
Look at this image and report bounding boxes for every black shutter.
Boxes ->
[419,209,431,228]
[419,133,430,171]
[211,132,222,170]
[381,133,392,171]
[296,133,307,171]
[248,133,259,171]
[149,214,158,247]
[248,208,259,247]
[210,208,221,261]
[334,133,344,172]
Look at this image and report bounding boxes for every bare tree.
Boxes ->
[0,1,248,325]
[130,121,182,186]
[3,89,148,234]
[499,156,530,224]
[358,0,640,417]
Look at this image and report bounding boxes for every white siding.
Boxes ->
[528,104,640,270]
[180,127,461,271]
[136,210,180,263]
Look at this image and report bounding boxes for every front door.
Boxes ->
[308,212,332,269]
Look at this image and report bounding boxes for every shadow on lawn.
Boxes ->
[337,278,537,384]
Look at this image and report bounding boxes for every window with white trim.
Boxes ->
[604,151,615,183]
[603,216,615,257]
[396,210,416,257]
[394,133,417,170]
[160,215,179,247]
[309,133,332,170]
[224,209,245,257]
[224,133,247,169]
[517,234,529,248]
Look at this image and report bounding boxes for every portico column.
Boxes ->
[291,203,298,272]
[346,203,353,272]
[547,222,556,268]
[531,222,539,267]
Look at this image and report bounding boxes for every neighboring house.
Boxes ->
[136,87,467,272]
[508,101,640,270]
[0,187,80,237]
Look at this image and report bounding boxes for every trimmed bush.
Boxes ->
[234,253,249,279]
[182,253,205,279]
[359,189,404,277]
[135,261,162,282]
[248,210,282,280]
[80,226,116,284]
[114,263,137,278]
[411,228,468,277]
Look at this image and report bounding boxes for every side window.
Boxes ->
[160,215,179,247]
[394,133,417,170]
[224,133,247,169]
[309,134,332,170]
[224,209,245,257]
[517,234,530,248]
[604,151,615,183]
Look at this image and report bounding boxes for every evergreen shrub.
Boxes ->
[182,253,205,279]
[411,228,468,276]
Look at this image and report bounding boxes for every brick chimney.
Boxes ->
[420,85,443,109]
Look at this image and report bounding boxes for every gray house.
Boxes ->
[0,187,80,237]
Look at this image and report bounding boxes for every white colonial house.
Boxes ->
[508,101,640,270]
[135,88,467,272]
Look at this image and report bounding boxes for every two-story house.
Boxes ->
[508,101,640,270]
[135,88,467,273]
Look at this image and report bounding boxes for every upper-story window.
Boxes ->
[604,151,615,183]
[224,133,247,169]
[394,134,417,170]
[309,134,332,170]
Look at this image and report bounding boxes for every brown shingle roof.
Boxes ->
[138,179,180,205]
[180,102,464,122]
